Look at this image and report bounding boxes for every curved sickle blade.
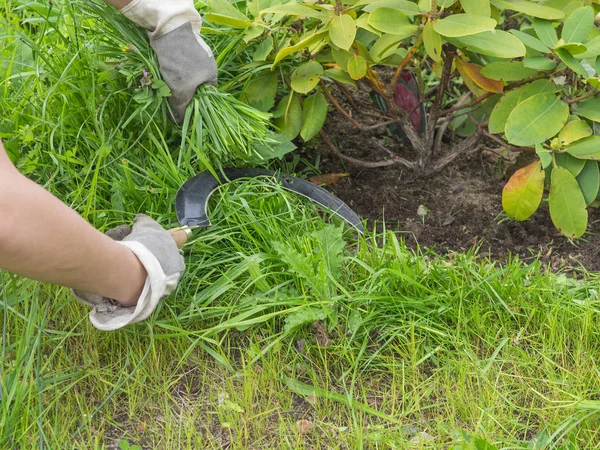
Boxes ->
[176,168,364,233]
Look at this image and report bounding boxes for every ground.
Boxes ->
[299,102,600,273]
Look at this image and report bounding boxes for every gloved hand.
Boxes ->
[73,215,185,331]
[120,0,218,123]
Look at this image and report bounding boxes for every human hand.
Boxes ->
[119,0,218,123]
[73,214,185,331]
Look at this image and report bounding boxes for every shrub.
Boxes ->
[206,0,600,238]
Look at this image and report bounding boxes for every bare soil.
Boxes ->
[297,106,600,273]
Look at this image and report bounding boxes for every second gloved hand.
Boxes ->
[120,0,218,123]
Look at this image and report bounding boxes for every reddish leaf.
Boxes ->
[309,172,351,185]
[393,71,421,131]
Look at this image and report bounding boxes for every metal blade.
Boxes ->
[175,168,364,233]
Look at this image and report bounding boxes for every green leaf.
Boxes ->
[324,68,357,87]
[329,14,357,51]
[347,54,368,79]
[536,144,553,168]
[253,36,274,61]
[433,14,496,37]
[284,307,328,332]
[368,8,419,36]
[460,0,491,16]
[363,0,421,16]
[491,0,565,19]
[423,21,442,62]
[481,61,539,81]
[566,136,600,159]
[533,18,558,48]
[573,98,600,122]
[313,224,346,279]
[209,0,251,20]
[576,36,600,60]
[577,160,600,205]
[555,152,586,175]
[291,61,323,94]
[301,91,328,141]
[204,13,252,29]
[452,31,526,58]
[488,80,559,133]
[247,0,281,17]
[370,34,404,62]
[505,93,569,146]
[561,6,594,43]
[510,30,550,53]
[558,117,592,145]
[275,94,303,140]
[261,3,329,20]
[555,47,589,77]
[355,13,382,35]
[502,161,545,220]
[555,40,587,55]
[549,166,588,238]
[272,31,328,66]
[242,71,279,111]
[523,56,556,70]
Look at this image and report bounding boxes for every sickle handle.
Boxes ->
[168,227,190,248]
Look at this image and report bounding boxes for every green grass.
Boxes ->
[2,1,600,448]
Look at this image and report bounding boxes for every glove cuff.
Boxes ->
[120,0,203,39]
[76,241,182,331]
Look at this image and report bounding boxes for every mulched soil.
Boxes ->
[295,99,600,273]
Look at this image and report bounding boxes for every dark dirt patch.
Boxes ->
[295,96,600,273]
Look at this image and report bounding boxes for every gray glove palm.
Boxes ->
[121,0,218,123]
[74,214,185,331]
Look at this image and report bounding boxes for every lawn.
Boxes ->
[2,1,600,448]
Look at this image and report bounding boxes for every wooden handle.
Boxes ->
[168,227,189,248]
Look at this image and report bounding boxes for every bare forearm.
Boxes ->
[0,146,145,306]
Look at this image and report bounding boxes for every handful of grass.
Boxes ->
[82,0,275,166]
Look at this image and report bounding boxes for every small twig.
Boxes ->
[567,90,599,104]
[320,130,417,169]
[321,82,399,131]
[390,34,424,89]
[480,130,535,153]
[334,81,360,111]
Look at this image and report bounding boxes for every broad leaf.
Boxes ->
[370,34,404,62]
[452,31,526,58]
[275,94,303,140]
[242,71,279,111]
[290,61,323,94]
[577,160,600,205]
[301,91,328,141]
[492,0,565,19]
[523,56,556,70]
[488,80,558,134]
[423,21,442,62]
[549,166,588,238]
[536,144,553,168]
[555,47,589,77]
[505,93,569,146]
[355,13,382,35]
[433,14,497,37]
[566,136,600,159]
[555,152,586,176]
[209,0,251,20]
[561,6,594,43]
[576,36,600,60]
[253,36,274,61]
[363,0,421,16]
[502,161,545,220]
[284,307,328,332]
[481,61,539,81]
[261,3,329,20]
[272,31,327,66]
[368,8,418,36]
[573,98,600,122]
[329,14,356,51]
[204,13,253,28]
[348,54,368,79]
[510,30,550,53]
[324,68,357,87]
[533,18,558,47]
[460,0,491,16]
[558,117,592,145]
[456,59,503,93]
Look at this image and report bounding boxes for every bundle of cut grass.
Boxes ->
[80,0,279,166]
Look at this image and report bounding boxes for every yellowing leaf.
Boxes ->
[502,161,545,220]
[423,21,442,62]
[558,118,592,145]
[433,14,497,37]
[455,59,504,93]
[347,54,368,79]
[329,14,356,51]
[290,61,323,94]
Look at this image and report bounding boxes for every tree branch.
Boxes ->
[390,33,424,89]
[567,90,599,104]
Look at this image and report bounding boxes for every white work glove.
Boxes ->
[120,0,218,123]
[73,215,185,331]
